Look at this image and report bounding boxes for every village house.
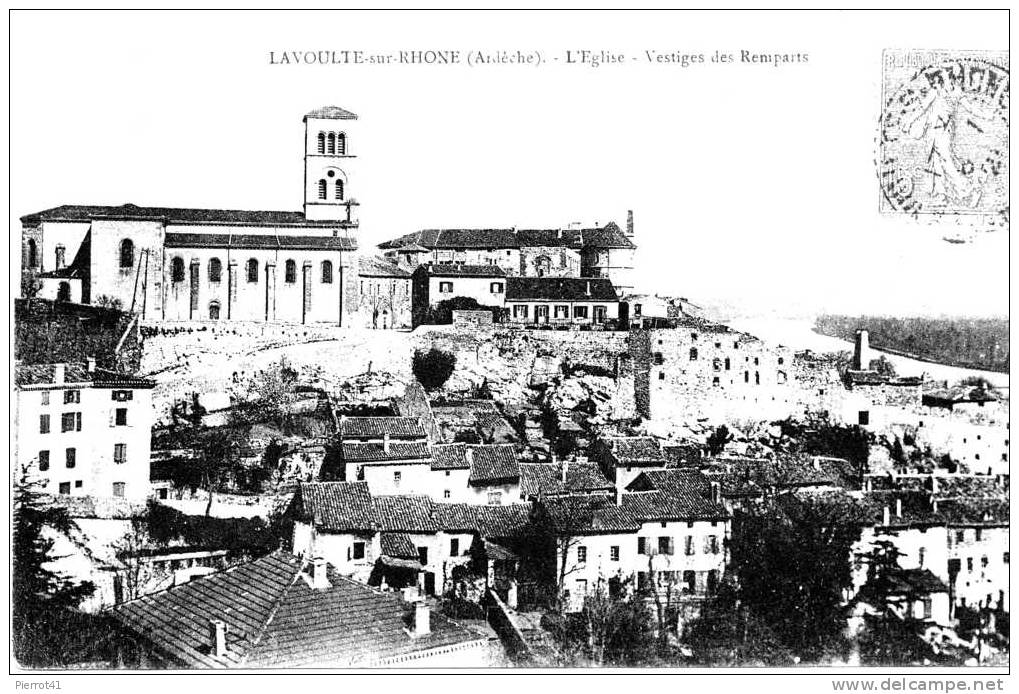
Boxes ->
[518,461,615,501]
[357,255,412,329]
[590,435,673,491]
[430,443,521,505]
[410,264,507,326]
[21,107,361,325]
[503,277,620,327]
[14,361,155,500]
[107,551,490,667]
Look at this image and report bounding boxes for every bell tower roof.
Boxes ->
[304,106,358,121]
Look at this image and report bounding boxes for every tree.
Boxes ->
[110,520,160,603]
[412,347,456,391]
[12,467,99,666]
[706,424,732,457]
[890,436,907,466]
[249,358,298,430]
[95,294,124,311]
[685,581,795,666]
[869,355,897,377]
[582,577,655,665]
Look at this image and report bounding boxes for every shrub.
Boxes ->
[412,348,456,391]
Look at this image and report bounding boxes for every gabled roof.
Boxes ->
[600,436,668,467]
[622,490,728,522]
[21,204,355,228]
[467,445,520,485]
[340,441,432,463]
[539,496,641,535]
[505,277,618,302]
[373,495,439,533]
[304,106,358,120]
[15,362,155,389]
[339,417,425,440]
[414,264,506,279]
[430,443,471,470]
[358,255,412,278]
[379,532,419,559]
[109,552,484,668]
[519,463,614,499]
[378,223,634,252]
[164,232,356,251]
[293,482,378,532]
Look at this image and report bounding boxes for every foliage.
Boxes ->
[94,294,124,311]
[706,424,732,457]
[424,296,506,325]
[412,347,457,391]
[319,437,345,481]
[248,358,298,430]
[869,355,897,377]
[890,437,907,466]
[778,416,871,471]
[728,495,863,662]
[684,582,795,666]
[146,502,278,554]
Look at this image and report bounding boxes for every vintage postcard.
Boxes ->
[7,8,1011,687]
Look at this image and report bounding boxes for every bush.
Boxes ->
[412,348,456,391]
[424,296,505,325]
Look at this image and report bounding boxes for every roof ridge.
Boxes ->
[244,553,308,663]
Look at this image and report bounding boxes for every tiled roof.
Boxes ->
[110,552,484,668]
[923,386,997,405]
[858,491,1009,528]
[373,495,439,533]
[430,443,470,470]
[304,105,358,120]
[505,277,618,302]
[701,456,854,496]
[358,255,411,278]
[428,502,482,532]
[339,417,425,440]
[622,490,728,522]
[21,204,355,228]
[519,463,614,499]
[379,532,418,558]
[415,264,507,278]
[340,442,431,463]
[474,504,533,539]
[467,445,520,485]
[15,363,155,389]
[164,232,356,251]
[379,223,634,251]
[602,436,667,466]
[862,568,949,600]
[539,496,641,535]
[846,370,923,387]
[661,444,703,467]
[294,482,378,532]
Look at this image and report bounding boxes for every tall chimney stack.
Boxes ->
[709,481,721,504]
[882,505,890,526]
[209,619,228,658]
[414,601,431,637]
[561,457,569,484]
[311,556,330,590]
[54,364,65,385]
[86,357,96,373]
[895,497,902,518]
[853,330,870,370]
[383,433,391,454]
[626,210,634,238]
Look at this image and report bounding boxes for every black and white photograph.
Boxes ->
[7,8,1011,685]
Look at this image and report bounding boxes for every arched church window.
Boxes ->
[208,301,221,320]
[336,132,346,155]
[171,257,185,283]
[321,260,333,283]
[285,259,297,284]
[246,259,258,283]
[318,179,327,200]
[326,132,336,155]
[335,179,344,200]
[317,132,326,154]
[208,258,222,283]
[26,239,37,268]
[119,239,134,268]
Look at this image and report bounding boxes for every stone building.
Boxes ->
[504,277,620,327]
[357,255,412,329]
[20,107,362,325]
[411,264,507,326]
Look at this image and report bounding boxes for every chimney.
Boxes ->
[931,498,939,514]
[311,556,330,590]
[465,448,474,466]
[54,364,65,385]
[626,210,634,238]
[895,497,903,518]
[709,481,721,504]
[812,456,821,471]
[930,475,939,494]
[209,619,228,658]
[615,485,623,506]
[414,601,431,637]
[383,433,391,454]
[585,280,591,296]
[853,330,870,370]
[865,477,872,492]
[561,457,569,484]
[882,505,890,526]
[86,357,96,373]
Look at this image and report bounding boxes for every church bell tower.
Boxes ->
[303,106,359,223]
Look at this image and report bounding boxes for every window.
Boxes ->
[573,306,589,319]
[39,414,50,434]
[352,542,366,560]
[316,131,327,154]
[575,579,588,597]
[513,305,529,319]
[115,408,128,426]
[112,390,133,402]
[684,536,694,556]
[171,257,185,282]
[858,411,870,426]
[65,448,76,468]
[285,260,297,283]
[487,491,502,505]
[706,535,720,554]
[577,546,587,563]
[712,376,720,386]
[450,538,460,556]
[246,259,259,283]
[981,556,988,569]
[922,597,933,619]
[975,528,982,541]
[490,282,504,294]
[393,470,401,487]
[59,482,71,495]
[208,302,220,320]
[653,352,664,365]
[114,443,127,464]
[689,347,698,361]
[40,391,50,406]
[327,132,336,154]
[967,557,974,572]
[956,529,966,544]
[112,482,125,498]
[318,179,327,200]
[658,537,673,555]
[658,372,665,381]
[417,547,428,565]
[707,569,719,594]
[778,357,785,365]
[336,133,346,155]
[64,389,80,404]
[38,451,50,471]
[27,238,37,268]
[1004,552,1009,564]
[439,281,453,294]
[335,179,344,200]
[754,371,760,385]
[554,305,569,319]
[690,332,698,340]
[724,357,731,370]
[55,245,66,268]
[610,546,620,561]
[633,303,642,316]
[683,570,696,594]
[61,412,81,432]
[443,490,451,499]
[208,258,222,283]
[119,239,134,268]
[321,261,333,283]
[637,537,648,555]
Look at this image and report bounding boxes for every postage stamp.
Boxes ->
[878,49,1009,232]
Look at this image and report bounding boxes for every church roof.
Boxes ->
[304,106,358,121]
[163,232,356,251]
[378,223,635,252]
[21,204,356,229]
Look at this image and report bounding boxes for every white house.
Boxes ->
[504,277,619,327]
[410,264,506,326]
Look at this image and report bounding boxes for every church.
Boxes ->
[20,107,362,325]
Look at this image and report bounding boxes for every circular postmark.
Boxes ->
[878,54,1009,233]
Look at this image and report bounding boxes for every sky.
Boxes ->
[9,10,1010,319]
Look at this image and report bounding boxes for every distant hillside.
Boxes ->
[813,315,1009,373]
[15,299,141,372]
